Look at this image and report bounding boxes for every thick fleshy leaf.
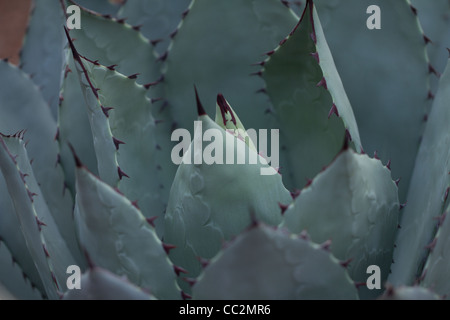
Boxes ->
[0,135,72,300]
[63,267,155,300]
[411,0,450,91]
[390,58,450,286]
[420,204,450,298]
[60,1,164,193]
[68,3,160,87]
[66,35,174,235]
[281,148,399,299]
[0,241,43,300]
[314,0,431,200]
[193,224,358,300]
[58,55,98,194]
[20,0,66,119]
[262,0,362,189]
[0,176,44,295]
[74,164,181,300]
[164,104,292,290]
[0,61,79,264]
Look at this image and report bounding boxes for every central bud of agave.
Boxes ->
[170,89,280,176]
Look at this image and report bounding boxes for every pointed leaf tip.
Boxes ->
[216,94,237,126]
[194,86,206,116]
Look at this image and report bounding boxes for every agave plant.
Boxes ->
[0,0,449,300]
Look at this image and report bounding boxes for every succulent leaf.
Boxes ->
[74,164,181,300]
[0,241,43,300]
[67,41,173,234]
[60,2,167,192]
[262,0,362,189]
[58,55,99,193]
[67,3,161,87]
[193,224,358,299]
[20,0,66,119]
[419,203,450,298]
[411,0,450,90]
[0,176,44,295]
[390,58,450,286]
[314,0,431,201]
[0,135,77,299]
[0,60,82,270]
[164,101,292,290]
[281,148,399,299]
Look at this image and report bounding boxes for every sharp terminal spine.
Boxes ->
[194,86,207,116]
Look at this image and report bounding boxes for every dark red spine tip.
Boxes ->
[113,137,125,150]
[128,73,140,79]
[146,216,158,227]
[423,35,432,45]
[279,203,289,215]
[217,94,237,126]
[118,167,130,180]
[328,104,339,118]
[290,189,301,200]
[181,291,192,300]
[194,86,207,116]
[162,243,176,254]
[174,265,188,276]
[317,77,328,90]
[101,106,114,117]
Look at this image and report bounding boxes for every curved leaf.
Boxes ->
[0,241,43,300]
[262,0,362,189]
[20,0,66,118]
[0,61,79,264]
[164,100,292,289]
[390,58,450,286]
[314,0,431,200]
[193,224,358,300]
[74,164,181,300]
[281,148,399,299]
